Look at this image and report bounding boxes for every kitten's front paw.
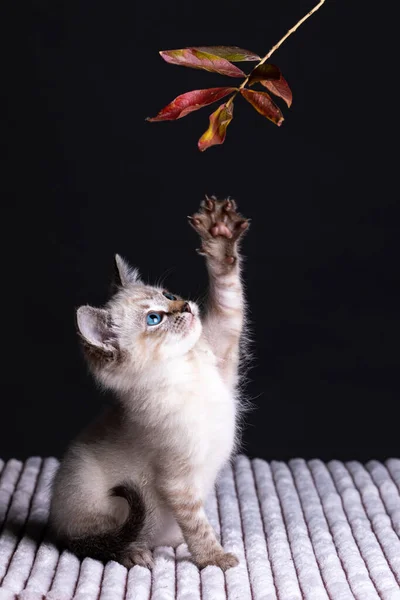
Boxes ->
[122,547,154,569]
[196,551,239,572]
[188,197,249,265]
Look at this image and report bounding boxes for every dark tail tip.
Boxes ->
[66,482,146,564]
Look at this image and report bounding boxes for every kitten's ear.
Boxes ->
[76,306,115,352]
[114,254,141,287]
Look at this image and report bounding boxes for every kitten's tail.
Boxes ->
[65,482,146,564]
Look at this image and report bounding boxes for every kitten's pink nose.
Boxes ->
[182,302,192,314]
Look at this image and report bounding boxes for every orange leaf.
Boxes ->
[198,102,234,151]
[159,49,246,78]
[146,88,237,122]
[192,46,260,62]
[240,89,284,126]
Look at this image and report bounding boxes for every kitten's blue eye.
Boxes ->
[147,313,162,326]
[163,292,177,301]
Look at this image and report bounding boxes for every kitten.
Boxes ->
[49,197,250,571]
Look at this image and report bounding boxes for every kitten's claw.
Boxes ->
[123,547,154,569]
[202,197,215,211]
[196,551,239,572]
[224,199,237,212]
[188,215,203,229]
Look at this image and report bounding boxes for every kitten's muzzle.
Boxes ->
[168,300,193,317]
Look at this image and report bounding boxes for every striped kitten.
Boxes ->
[49,198,249,570]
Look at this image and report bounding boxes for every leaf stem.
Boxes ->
[226,0,326,106]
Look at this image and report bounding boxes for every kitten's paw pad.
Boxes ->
[197,551,239,572]
[123,547,154,569]
[188,198,249,243]
[210,222,233,238]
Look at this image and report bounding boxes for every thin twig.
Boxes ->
[259,0,326,67]
[227,0,326,105]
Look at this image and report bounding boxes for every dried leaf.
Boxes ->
[240,89,284,126]
[193,46,260,62]
[159,49,246,78]
[198,102,234,151]
[146,88,237,122]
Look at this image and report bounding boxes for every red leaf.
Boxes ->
[192,46,260,62]
[240,89,284,126]
[248,64,293,107]
[159,49,246,78]
[146,87,237,122]
[198,102,234,151]
[261,77,293,108]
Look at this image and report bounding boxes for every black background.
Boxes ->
[3,1,398,461]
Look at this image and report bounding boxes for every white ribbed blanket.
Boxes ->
[0,456,399,599]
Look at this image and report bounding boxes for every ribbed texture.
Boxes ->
[0,456,399,599]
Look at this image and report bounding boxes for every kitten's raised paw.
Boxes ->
[122,547,154,569]
[188,198,249,265]
[189,198,249,242]
[196,551,239,572]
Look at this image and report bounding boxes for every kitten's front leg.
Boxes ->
[159,478,238,571]
[188,198,249,387]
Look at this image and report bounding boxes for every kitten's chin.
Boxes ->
[179,304,200,337]
[166,315,202,359]
[182,314,202,346]
[185,312,195,329]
